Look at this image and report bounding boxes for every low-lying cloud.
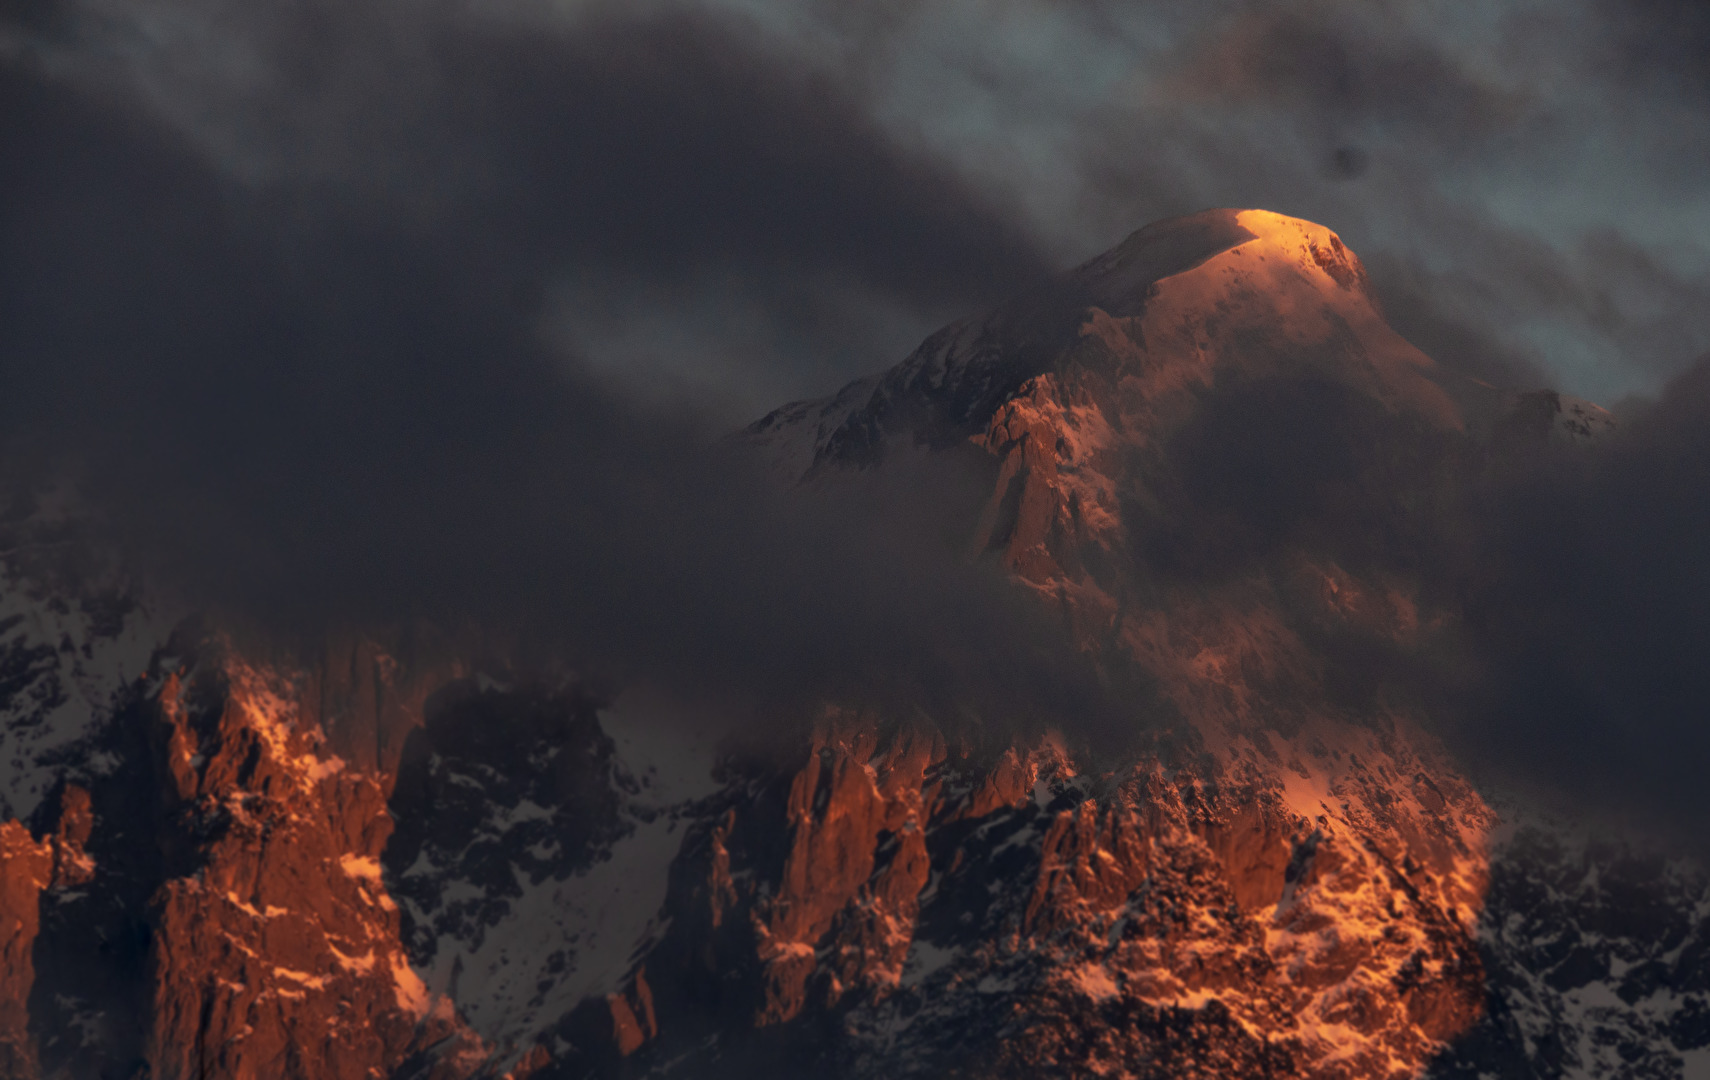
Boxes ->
[0,1,1111,732]
[1449,357,1710,843]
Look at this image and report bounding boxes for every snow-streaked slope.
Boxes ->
[1431,820,1710,1080]
[0,493,175,818]
[385,684,727,1052]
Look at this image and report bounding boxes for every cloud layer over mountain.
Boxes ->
[1452,357,1710,844]
[4,0,1710,835]
[0,3,1110,730]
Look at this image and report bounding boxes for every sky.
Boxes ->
[6,0,1709,418]
[5,0,1710,833]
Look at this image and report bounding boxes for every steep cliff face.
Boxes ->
[0,819,53,1077]
[0,210,1697,1079]
[595,710,1489,1079]
[17,626,484,1080]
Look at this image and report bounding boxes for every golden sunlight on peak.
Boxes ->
[1233,208,1345,250]
[1232,209,1369,289]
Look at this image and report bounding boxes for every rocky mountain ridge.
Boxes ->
[1,210,1704,1080]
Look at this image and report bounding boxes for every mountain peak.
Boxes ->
[744,208,1453,483]
[1071,208,1368,306]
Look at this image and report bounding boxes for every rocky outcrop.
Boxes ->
[0,782,96,1078]
[138,657,446,1080]
[518,699,1486,1078]
[0,820,52,1077]
[16,627,484,1080]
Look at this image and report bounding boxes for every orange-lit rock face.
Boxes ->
[1,782,99,1078]
[141,658,454,1080]
[631,709,1488,1076]
[12,630,482,1080]
[0,820,53,1077]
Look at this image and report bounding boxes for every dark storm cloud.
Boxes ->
[14,0,1052,412]
[1170,6,1525,140]
[0,2,1114,731]
[1591,0,1710,99]
[1448,358,1710,843]
[1355,251,1549,391]
[420,10,1047,303]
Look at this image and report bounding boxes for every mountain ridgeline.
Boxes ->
[2,210,1700,1080]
